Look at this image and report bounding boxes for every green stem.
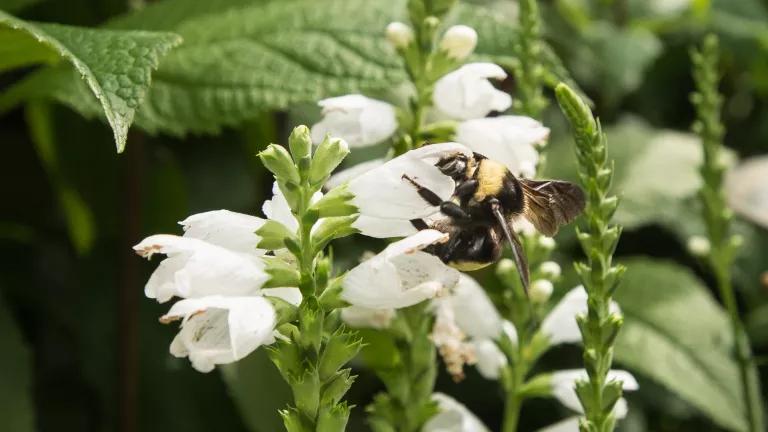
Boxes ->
[515,0,547,120]
[502,391,522,432]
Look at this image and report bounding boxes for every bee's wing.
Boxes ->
[520,179,586,237]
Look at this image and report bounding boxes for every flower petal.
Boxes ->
[424,393,491,432]
[180,210,266,255]
[310,94,398,147]
[262,182,322,233]
[537,416,581,432]
[433,63,512,120]
[450,274,503,340]
[550,369,638,413]
[326,158,385,190]
[261,287,303,307]
[348,143,472,220]
[163,295,276,372]
[472,338,506,380]
[134,234,268,302]
[540,286,621,346]
[352,215,418,238]
[341,305,395,329]
[341,230,459,309]
[455,116,547,177]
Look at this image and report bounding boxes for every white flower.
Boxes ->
[538,235,556,250]
[440,25,478,60]
[449,274,503,340]
[263,181,322,233]
[687,235,711,256]
[161,295,277,372]
[472,338,506,380]
[455,116,548,177]
[540,261,562,279]
[134,235,269,303]
[342,230,460,309]
[433,63,512,120]
[386,21,414,48]
[347,142,473,237]
[424,393,490,432]
[540,286,621,346]
[340,305,395,329]
[310,95,398,147]
[325,158,385,190]
[530,279,554,304]
[537,416,581,432]
[180,209,266,255]
[261,287,303,307]
[549,368,639,413]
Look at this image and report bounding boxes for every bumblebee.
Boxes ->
[404,151,585,292]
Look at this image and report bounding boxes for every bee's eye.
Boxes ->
[437,157,466,178]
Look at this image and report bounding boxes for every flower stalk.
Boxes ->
[555,83,626,432]
[690,35,765,432]
[259,126,363,432]
[513,0,548,120]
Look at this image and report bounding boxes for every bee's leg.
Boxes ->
[438,231,464,262]
[409,218,429,230]
[402,174,472,221]
[402,174,443,206]
[454,179,478,200]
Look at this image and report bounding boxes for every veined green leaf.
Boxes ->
[1,0,576,138]
[614,258,752,431]
[0,10,181,152]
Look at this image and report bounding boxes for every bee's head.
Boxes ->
[436,153,470,180]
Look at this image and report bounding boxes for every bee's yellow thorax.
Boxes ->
[473,159,507,201]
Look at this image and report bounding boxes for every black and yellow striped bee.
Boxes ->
[404,151,585,293]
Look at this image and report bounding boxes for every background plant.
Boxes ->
[1,0,768,431]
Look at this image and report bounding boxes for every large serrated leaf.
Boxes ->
[0,0,578,139]
[614,258,756,432]
[0,10,181,152]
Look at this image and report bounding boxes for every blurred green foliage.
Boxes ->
[1,0,768,431]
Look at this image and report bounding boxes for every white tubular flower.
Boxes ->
[450,274,503,340]
[310,95,398,147]
[325,158,385,190]
[348,143,473,237]
[540,286,621,346]
[455,116,548,178]
[440,25,478,60]
[424,393,491,432]
[340,305,395,329]
[386,21,414,48]
[540,261,562,279]
[502,320,519,345]
[161,295,277,373]
[180,210,266,255]
[342,230,460,309]
[261,287,303,307]
[549,369,639,413]
[433,63,512,120]
[472,338,507,380]
[687,235,711,256]
[134,235,269,303]
[529,279,554,304]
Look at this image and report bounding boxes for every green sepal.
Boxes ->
[310,136,349,185]
[519,372,552,398]
[284,236,303,259]
[262,256,300,288]
[605,264,626,297]
[574,378,594,415]
[601,312,624,351]
[267,340,303,383]
[299,300,324,354]
[260,144,300,185]
[267,296,299,326]
[317,402,352,432]
[278,180,303,212]
[256,220,296,250]
[280,407,310,432]
[319,329,363,380]
[288,368,321,420]
[318,275,349,310]
[311,184,358,218]
[311,215,359,254]
[289,125,312,161]
[320,368,357,406]
[601,379,624,415]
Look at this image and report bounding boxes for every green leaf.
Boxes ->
[220,350,292,432]
[0,10,181,152]
[613,257,752,431]
[0,0,576,138]
[0,294,35,432]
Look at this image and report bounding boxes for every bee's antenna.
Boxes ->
[490,200,530,296]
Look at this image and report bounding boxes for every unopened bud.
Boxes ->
[496,258,517,274]
[687,235,711,256]
[529,279,553,304]
[309,137,350,185]
[540,261,562,279]
[539,236,556,250]
[385,21,413,49]
[440,25,478,59]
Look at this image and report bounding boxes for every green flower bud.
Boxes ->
[311,215,359,254]
[318,276,348,310]
[319,331,363,380]
[299,301,324,353]
[310,184,358,218]
[256,220,296,250]
[310,136,349,185]
[289,368,321,420]
[317,402,351,432]
[262,256,300,288]
[279,408,307,432]
[289,125,312,160]
[259,144,300,185]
